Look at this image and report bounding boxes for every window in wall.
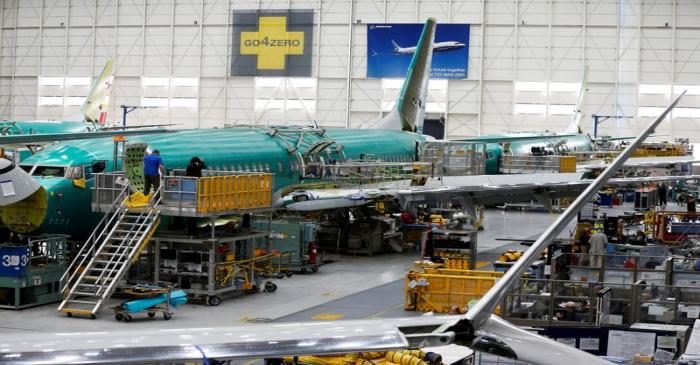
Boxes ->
[37,76,92,119]
[549,104,577,115]
[514,104,546,114]
[639,84,671,95]
[254,77,317,124]
[381,79,448,113]
[140,77,198,126]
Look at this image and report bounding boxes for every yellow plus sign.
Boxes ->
[240,17,304,70]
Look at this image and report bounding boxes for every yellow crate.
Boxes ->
[558,156,577,173]
[197,173,273,213]
[405,269,503,314]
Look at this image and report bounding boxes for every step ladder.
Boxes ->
[58,187,161,318]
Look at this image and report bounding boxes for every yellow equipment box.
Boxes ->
[405,268,503,314]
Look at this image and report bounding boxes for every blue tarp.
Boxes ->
[120,289,188,313]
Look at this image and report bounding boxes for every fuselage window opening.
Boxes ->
[21,165,67,178]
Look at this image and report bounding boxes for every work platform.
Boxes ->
[59,166,275,318]
[92,170,274,217]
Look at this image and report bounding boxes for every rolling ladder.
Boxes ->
[58,186,161,318]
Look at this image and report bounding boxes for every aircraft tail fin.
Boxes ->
[372,18,436,132]
[566,65,589,134]
[391,39,401,52]
[82,59,115,125]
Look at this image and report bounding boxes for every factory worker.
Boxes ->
[589,229,608,268]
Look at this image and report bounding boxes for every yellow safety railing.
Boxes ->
[197,173,273,213]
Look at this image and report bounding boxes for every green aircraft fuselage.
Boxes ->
[18,127,427,238]
[0,120,91,135]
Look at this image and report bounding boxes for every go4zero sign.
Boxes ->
[232,10,313,76]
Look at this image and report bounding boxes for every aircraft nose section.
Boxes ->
[0,159,48,233]
[1,187,48,233]
[0,158,41,205]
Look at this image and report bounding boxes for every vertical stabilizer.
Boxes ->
[565,65,589,134]
[391,39,401,52]
[82,59,115,125]
[372,18,436,132]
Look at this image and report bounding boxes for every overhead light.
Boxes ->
[638,84,670,95]
[39,77,64,86]
[549,104,577,115]
[514,103,546,114]
[515,81,546,92]
[142,77,170,87]
[549,82,580,93]
[38,96,64,105]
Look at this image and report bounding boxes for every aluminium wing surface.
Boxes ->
[579,155,700,170]
[282,173,700,211]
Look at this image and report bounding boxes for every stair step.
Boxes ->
[66,299,99,305]
[82,276,114,282]
[73,291,100,297]
[93,259,124,264]
[76,283,106,288]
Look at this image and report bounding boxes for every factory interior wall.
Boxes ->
[1,0,700,140]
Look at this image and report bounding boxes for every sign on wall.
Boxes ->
[367,23,469,79]
[231,9,313,76]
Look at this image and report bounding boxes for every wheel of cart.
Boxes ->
[264,281,277,293]
[206,295,222,306]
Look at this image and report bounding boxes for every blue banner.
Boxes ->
[0,246,29,278]
[367,23,469,79]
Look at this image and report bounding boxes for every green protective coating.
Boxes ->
[396,18,435,132]
[125,144,147,193]
[19,127,427,238]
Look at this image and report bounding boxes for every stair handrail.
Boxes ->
[60,181,130,292]
[90,185,163,305]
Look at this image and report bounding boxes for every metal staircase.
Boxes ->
[58,186,161,318]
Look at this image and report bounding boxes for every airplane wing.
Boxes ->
[0,315,609,365]
[457,134,579,143]
[579,155,700,170]
[0,128,168,145]
[282,173,700,211]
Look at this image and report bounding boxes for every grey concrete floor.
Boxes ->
[0,206,581,334]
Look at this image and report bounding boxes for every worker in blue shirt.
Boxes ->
[143,149,164,196]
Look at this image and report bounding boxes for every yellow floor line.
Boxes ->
[366,303,404,319]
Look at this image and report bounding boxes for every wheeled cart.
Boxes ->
[112,284,187,322]
[153,231,277,306]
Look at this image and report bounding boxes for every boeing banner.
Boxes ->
[367,23,469,79]
[231,9,313,76]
